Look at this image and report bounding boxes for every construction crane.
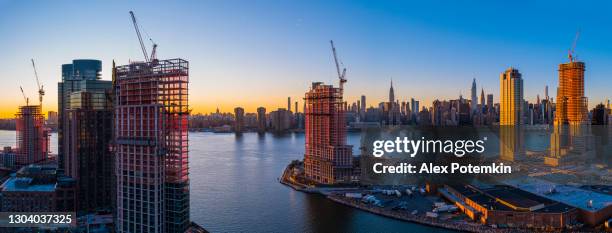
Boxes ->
[129,11,149,62]
[129,11,158,63]
[150,39,158,63]
[568,30,580,62]
[31,59,44,106]
[20,86,29,106]
[330,40,347,90]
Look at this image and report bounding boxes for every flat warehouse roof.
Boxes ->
[504,177,612,212]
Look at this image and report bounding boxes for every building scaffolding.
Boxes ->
[114,58,189,233]
[303,82,353,184]
[555,61,588,125]
[15,105,49,166]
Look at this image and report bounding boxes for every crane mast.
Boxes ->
[31,59,44,106]
[20,86,29,106]
[150,39,158,63]
[129,11,150,62]
[568,30,580,62]
[330,40,347,90]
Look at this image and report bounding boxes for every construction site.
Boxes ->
[547,32,595,167]
[303,41,355,185]
[113,11,191,233]
[15,105,48,166]
[14,59,49,167]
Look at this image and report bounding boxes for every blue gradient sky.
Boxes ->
[0,0,610,116]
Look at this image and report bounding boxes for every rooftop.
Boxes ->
[448,184,576,213]
[1,176,55,192]
[504,177,612,212]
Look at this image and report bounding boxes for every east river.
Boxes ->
[0,130,455,232]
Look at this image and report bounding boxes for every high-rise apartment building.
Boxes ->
[555,61,587,124]
[499,68,525,161]
[234,107,245,134]
[15,105,49,166]
[58,60,116,211]
[486,94,494,124]
[360,95,366,120]
[257,107,266,133]
[500,68,524,125]
[591,104,607,125]
[59,59,114,212]
[270,108,291,133]
[303,82,353,184]
[58,59,104,172]
[114,59,190,233]
[548,60,592,166]
[64,85,114,212]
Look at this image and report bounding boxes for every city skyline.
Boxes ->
[1,1,612,117]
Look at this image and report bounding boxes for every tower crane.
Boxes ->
[129,11,157,63]
[31,59,44,106]
[150,39,158,63]
[568,30,580,62]
[20,86,29,106]
[330,40,347,90]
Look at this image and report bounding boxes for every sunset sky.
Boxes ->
[0,0,611,118]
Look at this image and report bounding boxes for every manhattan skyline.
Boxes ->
[1,0,612,117]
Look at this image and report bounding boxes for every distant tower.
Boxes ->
[410,98,416,119]
[471,78,478,114]
[389,79,395,103]
[361,95,366,110]
[257,107,266,133]
[487,94,494,110]
[499,67,525,161]
[480,88,485,106]
[545,85,549,100]
[500,68,523,125]
[295,101,298,114]
[234,107,245,134]
[360,95,366,119]
[288,97,291,112]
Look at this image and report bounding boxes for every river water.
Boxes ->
[0,130,454,232]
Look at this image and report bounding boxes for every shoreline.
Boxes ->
[279,165,524,233]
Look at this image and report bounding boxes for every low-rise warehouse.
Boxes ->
[441,184,578,229]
